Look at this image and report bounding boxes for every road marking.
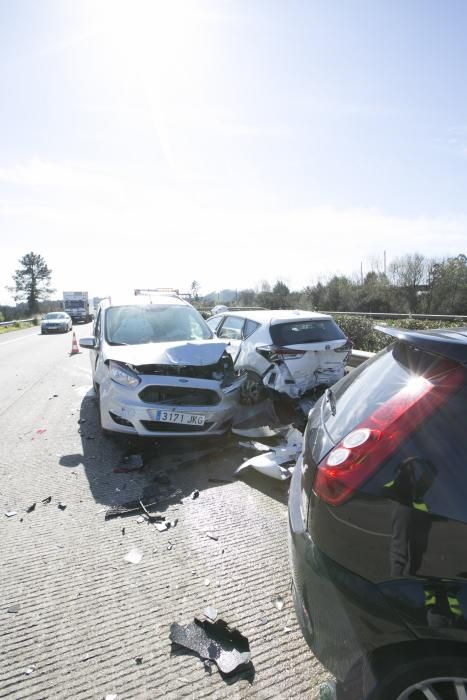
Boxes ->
[0,333,40,347]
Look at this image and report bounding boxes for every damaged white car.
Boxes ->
[206,309,351,403]
[79,295,245,437]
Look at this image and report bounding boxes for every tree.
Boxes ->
[8,252,54,314]
[388,253,427,312]
[190,280,200,301]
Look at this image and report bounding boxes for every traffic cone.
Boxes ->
[70,332,80,356]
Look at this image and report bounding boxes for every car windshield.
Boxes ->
[270,319,346,345]
[105,304,212,345]
[45,313,65,319]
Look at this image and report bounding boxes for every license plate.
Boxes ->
[150,410,206,426]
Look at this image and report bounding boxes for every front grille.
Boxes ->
[140,420,214,433]
[139,386,220,406]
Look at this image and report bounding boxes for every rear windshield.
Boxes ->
[45,313,65,319]
[324,343,457,444]
[270,319,345,345]
[105,304,212,345]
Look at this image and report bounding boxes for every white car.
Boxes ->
[79,294,245,437]
[41,312,73,334]
[206,309,351,403]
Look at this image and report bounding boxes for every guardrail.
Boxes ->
[0,318,35,328]
[324,310,467,321]
[348,349,375,367]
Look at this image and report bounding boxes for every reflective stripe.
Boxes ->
[448,596,462,617]
[413,501,428,512]
[424,590,436,606]
[384,480,395,488]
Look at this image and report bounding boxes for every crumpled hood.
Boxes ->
[105,340,229,367]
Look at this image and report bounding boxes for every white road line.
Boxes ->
[0,333,39,347]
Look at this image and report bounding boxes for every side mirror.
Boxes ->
[79,337,96,349]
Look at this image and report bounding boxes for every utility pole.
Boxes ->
[360,261,363,285]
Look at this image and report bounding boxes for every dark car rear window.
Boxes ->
[323,342,458,444]
[270,319,345,345]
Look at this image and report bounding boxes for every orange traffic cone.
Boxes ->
[70,332,80,356]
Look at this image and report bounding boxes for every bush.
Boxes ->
[334,314,389,352]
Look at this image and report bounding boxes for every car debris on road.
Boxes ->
[235,427,303,480]
[170,618,252,678]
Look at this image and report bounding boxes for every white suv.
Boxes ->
[206,309,351,404]
[79,294,244,437]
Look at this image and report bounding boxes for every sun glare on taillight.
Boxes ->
[313,365,463,506]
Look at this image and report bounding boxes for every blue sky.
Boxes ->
[1,0,467,303]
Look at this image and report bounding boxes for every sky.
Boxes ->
[1,0,467,304]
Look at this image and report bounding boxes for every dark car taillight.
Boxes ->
[313,364,463,506]
[256,345,306,362]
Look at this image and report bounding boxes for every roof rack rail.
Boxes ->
[134,287,180,297]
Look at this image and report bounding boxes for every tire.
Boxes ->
[240,370,267,405]
[367,655,467,700]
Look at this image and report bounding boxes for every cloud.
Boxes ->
[1,158,466,303]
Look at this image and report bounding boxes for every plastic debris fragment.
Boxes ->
[169,618,252,677]
[104,499,162,521]
[192,490,200,500]
[7,604,20,613]
[58,502,67,511]
[124,548,143,564]
[42,496,52,505]
[155,522,168,532]
[206,533,219,541]
[4,510,17,518]
[26,503,36,513]
[273,595,285,611]
[204,606,218,622]
[24,665,36,675]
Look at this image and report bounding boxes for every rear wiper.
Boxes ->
[325,388,337,416]
[319,388,336,445]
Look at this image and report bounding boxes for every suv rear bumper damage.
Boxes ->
[263,362,346,398]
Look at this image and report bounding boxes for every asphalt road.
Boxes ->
[0,324,330,699]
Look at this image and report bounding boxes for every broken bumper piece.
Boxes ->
[170,618,253,678]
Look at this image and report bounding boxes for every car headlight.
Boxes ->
[109,360,141,387]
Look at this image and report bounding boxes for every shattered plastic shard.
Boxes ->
[58,502,67,511]
[192,490,200,500]
[169,618,252,677]
[204,606,218,622]
[26,503,36,513]
[4,510,17,517]
[124,548,143,564]
[104,695,118,700]
[41,496,52,504]
[155,522,168,532]
[273,594,285,611]
[24,665,36,675]
[7,604,20,613]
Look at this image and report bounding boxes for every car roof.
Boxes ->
[210,309,333,325]
[100,294,192,310]
[375,325,467,364]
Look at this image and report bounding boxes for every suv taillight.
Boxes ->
[334,339,353,353]
[256,345,306,361]
[313,364,463,506]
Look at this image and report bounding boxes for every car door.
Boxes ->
[90,308,103,384]
[215,315,245,363]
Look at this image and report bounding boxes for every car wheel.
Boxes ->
[368,656,467,700]
[240,371,267,405]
